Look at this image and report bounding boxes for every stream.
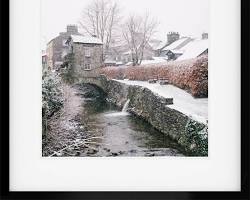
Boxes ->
[78,84,186,157]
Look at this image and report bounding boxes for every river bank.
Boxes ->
[42,83,88,156]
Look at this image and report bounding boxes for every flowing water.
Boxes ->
[80,86,186,157]
[122,99,130,112]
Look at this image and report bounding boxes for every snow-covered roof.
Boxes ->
[104,60,116,64]
[125,62,132,66]
[41,50,46,56]
[141,57,168,65]
[122,50,132,55]
[116,61,123,65]
[177,39,208,61]
[162,37,192,51]
[171,49,183,54]
[70,35,103,45]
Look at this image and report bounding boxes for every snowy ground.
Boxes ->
[115,80,208,124]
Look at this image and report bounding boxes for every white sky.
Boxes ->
[41,0,209,50]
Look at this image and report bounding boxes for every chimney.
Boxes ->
[66,25,78,34]
[167,32,180,45]
[202,32,208,39]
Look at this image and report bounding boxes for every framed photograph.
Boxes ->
[1,0,249,199]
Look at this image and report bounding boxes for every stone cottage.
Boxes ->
[66,35,103,78]
[46,25,81,70]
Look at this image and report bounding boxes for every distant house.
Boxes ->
[119,44,154,64]
[102,31,208,65]
[160,33,208,61]
[160,37,193,60]
[105,32,158,65]
[176,38,208,61]
[46,25,81,70]
[104,59,117,67]
[154,32,181,56]
[66,35,103,78]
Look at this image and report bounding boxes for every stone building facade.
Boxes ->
[66,35,103,78]
[46,25,80,69]
[42,50,47,70]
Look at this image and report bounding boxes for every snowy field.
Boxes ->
[115,79,208,124]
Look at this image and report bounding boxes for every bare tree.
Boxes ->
[123,13,158,66]
[79,0,121,60]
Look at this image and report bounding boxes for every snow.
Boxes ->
[116,61,123,65]
[177,39,208,61]
[141,57,167,65]
[41,50,46,56]
[114,80,208,124]
[123,57,168,66]
[125,62,132,66]
[71,35,103,45]
[104,60,116,64]
[171,49,183,54]
[162,37,191,51]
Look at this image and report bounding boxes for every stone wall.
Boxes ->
[81,75,208,156]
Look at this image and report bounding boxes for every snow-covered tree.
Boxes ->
[42,70,63,136]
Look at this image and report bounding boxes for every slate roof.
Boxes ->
[162,37,192,51]
[177,39,208,60]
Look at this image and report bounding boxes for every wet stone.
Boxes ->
[118,151,125,155]
[87,149,98,154]
[103,147,110,152]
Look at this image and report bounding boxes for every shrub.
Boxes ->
[178,119,208,156]
[100,55,208,97]
[42,70,63,136]
[60,53,75,84]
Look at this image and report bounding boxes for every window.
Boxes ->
[62,39,67,47]
[84,63,91,70]
[85,48,91,57]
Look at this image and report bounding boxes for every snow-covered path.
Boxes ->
[115,80,208,124]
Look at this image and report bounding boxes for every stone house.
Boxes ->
[160,37,193,60]
[46,25,81,70]
[66,35,103,78]
[160,33,208,61]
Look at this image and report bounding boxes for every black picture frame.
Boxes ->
[1,0,249,199]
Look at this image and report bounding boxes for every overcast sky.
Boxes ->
[41,0,209,50]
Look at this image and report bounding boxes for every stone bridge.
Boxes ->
[77,75,208,156]
[78,76,105,90]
